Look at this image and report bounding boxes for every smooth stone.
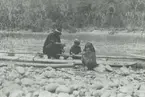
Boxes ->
[25,93,32,97]
[70,84,79,90]
[57,93,70,97]
[35,78,47,85]
[108,82,119,88]
[117,93,126,97]
[92,91,102,97]
[90,82,104,90]
[73,91,79,96]
[0,90,7,97]
[134,90,145,97]
[2,83,21,96]
[100,90,111,97]
[56,85,73,94]
[16,66,25,75]
[21,78,34,86]
[120,67,130,75]
[139,84,145,91]
[79,89,86,96]
[9,90,24,97]
[32,91,39,97]
[94,65,105,72]
[105,65,113,72]
[44,71,56,78]
[44,83,59,92]
[125,95,132,97]
[55,78,65,85]
[15,78,21,85]
[38,91,52,97]
[119,85,133,94]
[7,70,19,80]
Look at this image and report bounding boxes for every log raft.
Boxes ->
[0,52,145,68]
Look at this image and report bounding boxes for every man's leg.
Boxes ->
[72,56,81,59]
[47,55,51,59]
[52,55,60,59]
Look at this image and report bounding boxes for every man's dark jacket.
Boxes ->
[43,32,61,57]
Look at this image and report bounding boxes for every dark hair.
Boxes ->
[83,42,95,52]
[74,39,80,45]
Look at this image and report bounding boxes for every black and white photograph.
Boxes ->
[0,0,145,97]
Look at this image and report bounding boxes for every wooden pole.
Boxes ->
[0,52,145,60]
[0,55,81,64]
[14,62,74,68]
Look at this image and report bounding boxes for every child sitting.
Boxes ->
[70,39,81,59]
[82,42,98,70]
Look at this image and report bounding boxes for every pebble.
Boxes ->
[25,93,32,97]
[139,84,145,91]
[105,65,113,72]
[48,78,55,83]
[7,70,19,80]
[69,94,75,97]
[38,91,52,97]
[119,85,133,94]
[134,90,145,97]
[90,82,104,90]
[73,91,79,97]
[110,93,117,97]
[85,91,92,97]
[32,91,39,97]
[100,90,111,97]
[2,81,14,87]
[9,90,24,97]
[70,84,79,90]
[56,85,73,94]
[117,93,126,97]
[44,71,57,78]
[79,89,86,96]
[55,78,66,85]
[21,78,34,86]
[35,78,47,85]
[2,83,22,96]
[0,91,7,97]
[45,67,54,71]
[125,95,132,97]
[15,78,21,85]
[92,91,102,97]
[16,66,25,75]
[94,64,106,72]
[108,82,119,88]
[44,83,59,92]
[120,66,130,75]
[57,93,70,97]
[25,67,33,76]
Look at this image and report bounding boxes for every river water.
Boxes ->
[0,31,145,57]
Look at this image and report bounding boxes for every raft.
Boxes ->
[0,52,145,68]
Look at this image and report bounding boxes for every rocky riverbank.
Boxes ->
[0,64,145,97]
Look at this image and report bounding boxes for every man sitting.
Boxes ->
[43,27,65,59]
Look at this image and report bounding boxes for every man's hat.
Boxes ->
[54,29,61,33]
[54,27,62,34]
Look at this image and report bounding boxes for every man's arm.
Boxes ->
[44,34,53,46]
[78,46,82,54]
